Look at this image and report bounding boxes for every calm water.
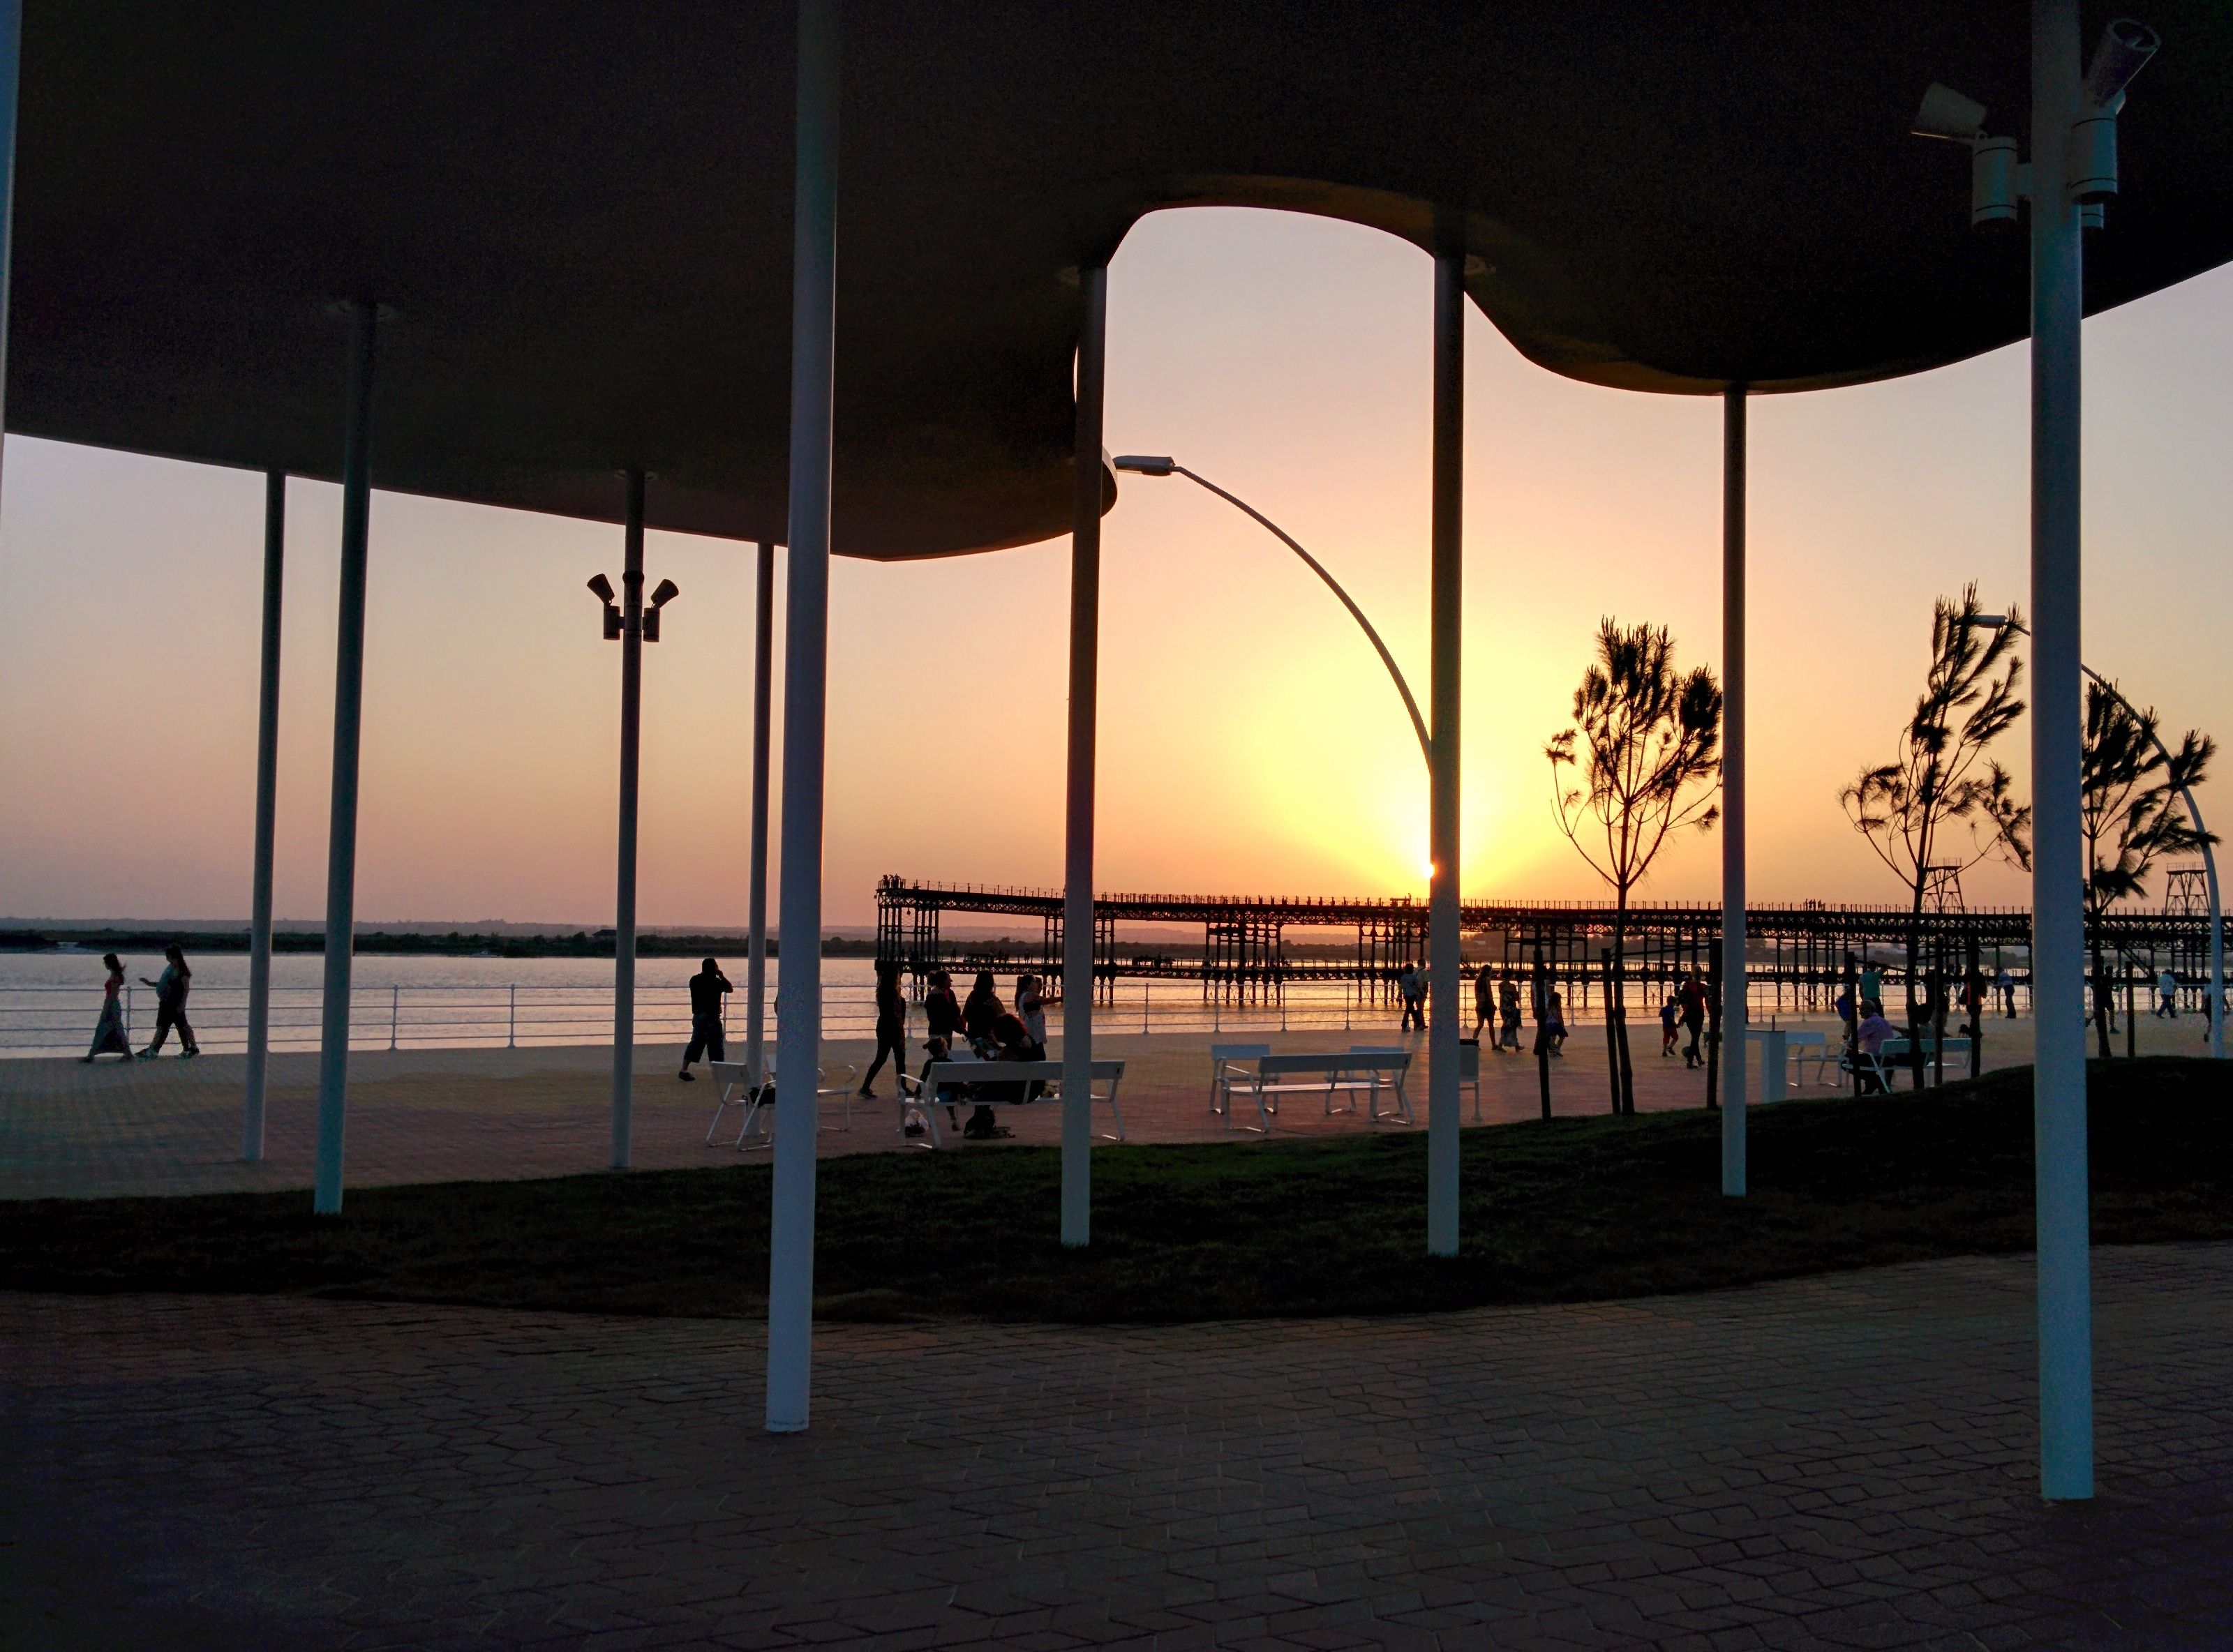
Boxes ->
[0,949,1414,1056]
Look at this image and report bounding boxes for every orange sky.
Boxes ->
[3,207,2230,926]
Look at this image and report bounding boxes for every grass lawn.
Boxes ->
[4,1058,2230,1324]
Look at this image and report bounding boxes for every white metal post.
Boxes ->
[0,0,20,509]
[611,469,646,1169]
[1426,238,1463,1258]
[746,541,776,1087]
[244,470,285,1161]
[313,299,378,1217]
[766,0,838,1434]
[2030,0,2093,1502]
[1720,387,1748,1197]
[1061,262,1107,1249]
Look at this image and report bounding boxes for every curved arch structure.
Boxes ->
[11,1,2233,557]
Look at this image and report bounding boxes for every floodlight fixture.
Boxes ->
[1911,19,2159,228]
[586,573,615,602]
[1911,82,1988,142]
[642,577,680,641]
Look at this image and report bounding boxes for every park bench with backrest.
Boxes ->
[1223,1050,1412,1134]
[706,1059,856,1148]
[897,1057,1125,1148]
[1838,1035,1973,1092]
[1207,1043,1272,1121]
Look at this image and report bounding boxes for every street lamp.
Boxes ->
[1111,455,1429,767]
[588,469,680,1169]
[1974,613,2222,1060]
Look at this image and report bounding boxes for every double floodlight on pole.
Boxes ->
[1912,17,2158,228]
[588,571,681,642]
[1111,454,1430,769]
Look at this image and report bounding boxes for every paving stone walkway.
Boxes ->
[0,1013,2102,1201]
[6,1244,2232,1649]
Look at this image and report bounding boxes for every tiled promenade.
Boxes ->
[0,1013,2161,1202]
[6,1245,2232,1649]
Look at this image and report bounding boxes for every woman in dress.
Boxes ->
[82,953,133,1062]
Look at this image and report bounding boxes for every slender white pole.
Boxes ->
[766,0,837,1434]
[745,540,776,1088]
[611,469,645,1169]
[313,299,377,1217]
[2030,0,2093,1502]
[0,0,20,509]
[1061,262,1107,1250]
[1720,387,1747,1197]
[244,470,285,1161]
[1426,237,1463,1258]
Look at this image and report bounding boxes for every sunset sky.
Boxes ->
[3,206,2229,928]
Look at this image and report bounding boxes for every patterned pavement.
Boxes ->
[0,1014,2109,1202]
[6,1244,2232,1650]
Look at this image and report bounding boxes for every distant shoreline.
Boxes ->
[0,927,882,959]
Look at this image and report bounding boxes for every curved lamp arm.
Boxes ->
[1112,455,1429,767]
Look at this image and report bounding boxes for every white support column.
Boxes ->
[1061,262,1107,1250]
[1426,236,1463,1259]
[2029,0,2093,1502]
[745,540,776,1088]
[610,469,646,1169]
[0,0,20,505]
[766,0,838,1434]
[244,470,285,1161]
[313,299,378,1216]
[1720,386,1747,1198]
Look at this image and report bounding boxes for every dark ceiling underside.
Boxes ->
[10,2,2230,557]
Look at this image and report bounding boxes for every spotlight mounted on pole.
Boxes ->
[585,571,679,642]
[1910,17,2158,230]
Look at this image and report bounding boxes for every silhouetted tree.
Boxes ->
[1547,619,1721,1115]
[1840,585,2029,1084]
[2081,682,2215,1057]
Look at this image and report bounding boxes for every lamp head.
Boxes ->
[648,578,680,608]
[586,573,616,603]
[1911,82,1989,142]
[2082,17,2159,112]
[1112,454,1176,476]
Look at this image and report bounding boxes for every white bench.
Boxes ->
[899,1057,1126,1147]
[1225,1051,1412,1134]
[1779,1030,1833,1087]
[1208,1044,1272,1120]
[706,1060,857,1148]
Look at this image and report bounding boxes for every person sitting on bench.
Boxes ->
[1854,1000,1897,1095]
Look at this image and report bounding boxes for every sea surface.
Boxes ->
[0,949,1398,1056]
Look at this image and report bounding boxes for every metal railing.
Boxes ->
[0,976,1909,1059]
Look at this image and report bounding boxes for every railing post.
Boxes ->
[389,984,398,1051]
[508,984,516,1050]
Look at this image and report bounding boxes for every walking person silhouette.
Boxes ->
[82,953,133,1062]
[137,945,199,1059]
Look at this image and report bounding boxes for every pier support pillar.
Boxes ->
[1061,260,1108,1250]
[746,540,776,1088]
[766,0,838,1434]
[313,299,378,1216]
[1720,388,1747,1197]
[1426,230,1463,1258]
[244,470,286,1162]
[2029,0,2093,1501]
